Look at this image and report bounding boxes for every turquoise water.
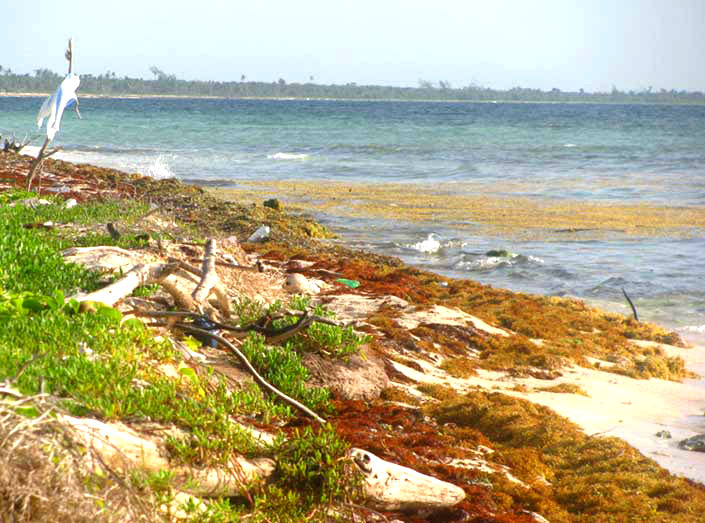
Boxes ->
[2,97,704,339]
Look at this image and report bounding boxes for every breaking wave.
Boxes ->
[145,155,176,180]
[267,152,310,161]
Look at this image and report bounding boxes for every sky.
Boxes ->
[2,0,704,92]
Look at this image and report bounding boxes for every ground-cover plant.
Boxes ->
[204,424,361,523]
[239,333,331,412]
[231,296,370,413]
[0,200,101,296]
[0,194,289,467]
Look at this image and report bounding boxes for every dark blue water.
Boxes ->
[2,97,704,338]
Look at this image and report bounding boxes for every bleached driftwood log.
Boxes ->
[192,239,218,305]
[73,262,178,306]
[159,273,198,311]
[172,257,232,318]
[63,415,275,497]
[62,245,153,273]
[350,448,466,511]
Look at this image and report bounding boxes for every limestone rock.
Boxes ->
[284,273,321,294]
[302,347,389,400]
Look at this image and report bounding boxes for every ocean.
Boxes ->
[2,96,704,342]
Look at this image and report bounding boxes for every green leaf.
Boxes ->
[22,297,46,312]
[95,305,123,323]
[15,406,40,418]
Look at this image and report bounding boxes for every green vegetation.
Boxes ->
[233,296,370,413]
[2,67,704,103]
[0,189,366,521]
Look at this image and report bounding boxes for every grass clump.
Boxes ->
[242,424,361,522]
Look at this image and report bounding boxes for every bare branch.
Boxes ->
[622,287,639,322]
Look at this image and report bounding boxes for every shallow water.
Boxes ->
[2,96,704,340]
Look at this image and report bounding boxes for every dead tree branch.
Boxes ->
[193,239,218,306]
[169,258,231,317]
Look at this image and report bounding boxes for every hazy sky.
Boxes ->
[2,0,704,92]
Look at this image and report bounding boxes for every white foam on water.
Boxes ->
[683,324,705,334]
[563,143,577,147]
[145,155,177,180]
[408,234,441,253]
[524,254,545,264]
[457,257,508,271]
[267,152,310,161]
[456,253,545,272]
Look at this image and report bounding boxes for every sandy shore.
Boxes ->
[515,341,705,483]
[388,305,705,484]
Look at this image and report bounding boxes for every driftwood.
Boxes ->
[193,239,218,305]
[138,309,345,345]
[63,415,275,497]
[622,287,639,322]
[350,448,466,511]
[159,274,198,311]
[63,415,465,508]
[74,262,179,306]
[170,257,232,318]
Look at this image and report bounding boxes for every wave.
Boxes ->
[65,144,160,155]
[454,252,544,272]
[145,155,177,180]
[406,234,442,253]
[267,152,310,161]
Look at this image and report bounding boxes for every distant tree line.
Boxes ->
[0,66,703,104]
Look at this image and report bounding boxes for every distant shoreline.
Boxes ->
[2,91,704,106]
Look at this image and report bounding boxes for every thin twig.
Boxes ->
[587,425,619,439]
[134,308,327,344]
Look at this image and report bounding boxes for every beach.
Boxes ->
[4,147,705,520]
